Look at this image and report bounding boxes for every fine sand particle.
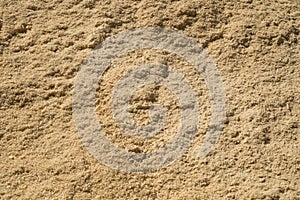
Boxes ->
[0,0,299,199]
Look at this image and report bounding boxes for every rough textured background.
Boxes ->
[1,0,299,199]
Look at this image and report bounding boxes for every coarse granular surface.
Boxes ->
[1,0,299,199]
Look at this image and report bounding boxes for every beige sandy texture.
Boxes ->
[1,0,299,199]
[95,49,211,154]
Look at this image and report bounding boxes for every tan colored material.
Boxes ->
[0,0,299,199]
